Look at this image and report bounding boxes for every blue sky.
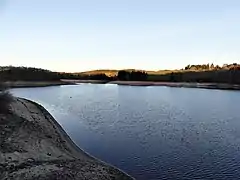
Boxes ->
[1,0,240,72]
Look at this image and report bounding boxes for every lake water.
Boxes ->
[11,84,240,180]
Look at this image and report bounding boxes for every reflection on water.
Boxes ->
[11,84,240,180]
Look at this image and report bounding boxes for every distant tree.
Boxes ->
[117,70,129,81]
[117,70,148,81]
[185,65,191,70]
[215,65,221,70]
[129,71,148,81]
[222,64,228,69]
[89,74,110,80]
[0,66,60,81]
[206,63,210,69]
[170,72,176,82]
[210,63,215,69]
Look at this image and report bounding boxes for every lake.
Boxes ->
[11,84,240,180]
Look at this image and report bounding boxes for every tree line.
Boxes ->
[150,63,240,84]
[117,70,148,81]
[184,63,240,71]
[2,64,240,84]
[0,66,60,81]
[0,66,148,81]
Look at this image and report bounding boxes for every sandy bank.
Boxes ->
[109,81,240,90]
[0,97,133,180]
[5,81,75,88]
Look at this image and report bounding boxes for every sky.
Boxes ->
[1,0,240,72]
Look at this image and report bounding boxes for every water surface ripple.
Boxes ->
[11,84,240,180]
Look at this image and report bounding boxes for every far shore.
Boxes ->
[6,80,240,91]
[5,80,76,88]
[109,81,240,90]
[61,79,109,84]
[62,79,240,91]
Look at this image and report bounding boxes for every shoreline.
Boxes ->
[61,79,109,84]
[61,79,240,90]
[0,97,133,179]
[6,80,240,91]
[4,81,76,88]
[109,81,240,90]
[26,98,134,179]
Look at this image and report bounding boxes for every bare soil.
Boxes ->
[0,98,133,180]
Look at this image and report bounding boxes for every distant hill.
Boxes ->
[2,63,240,84]
[0,66,60,81]
[77,69,175,76]
[78,69,119,77]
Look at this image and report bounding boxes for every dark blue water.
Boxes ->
[11,84,240,180]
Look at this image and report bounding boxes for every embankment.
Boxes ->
[0,97,133,180]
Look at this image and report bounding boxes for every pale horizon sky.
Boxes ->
[1,0,240,72]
